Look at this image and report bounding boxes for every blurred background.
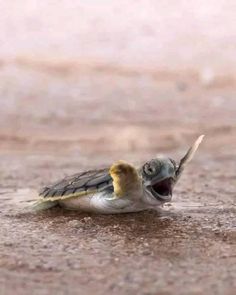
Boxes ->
[0,2,236,295]
[1,1,235,168]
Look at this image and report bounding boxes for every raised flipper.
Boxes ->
[109,160,142,198]
[175,135,204,182]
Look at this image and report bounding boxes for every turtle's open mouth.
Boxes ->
[148,177,173,201]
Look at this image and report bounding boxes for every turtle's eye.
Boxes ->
[143,161,161,176]
[144,164,155,175]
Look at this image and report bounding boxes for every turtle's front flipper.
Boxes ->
[175,135,204,182]
[109,161,142,198]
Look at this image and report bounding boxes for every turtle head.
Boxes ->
[141,135,204,205]
[141,157,176,204]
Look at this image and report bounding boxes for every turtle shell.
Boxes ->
[39,168,113,201]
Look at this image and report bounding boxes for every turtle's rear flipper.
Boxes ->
[30,200,58,211]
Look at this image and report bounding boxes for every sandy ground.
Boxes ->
[0,62,235,295]
[1,3,236,294]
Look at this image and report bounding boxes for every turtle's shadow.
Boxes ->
[13,206,180,243]
[68,208,174,235]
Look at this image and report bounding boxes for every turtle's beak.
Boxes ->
[175,135,204,182]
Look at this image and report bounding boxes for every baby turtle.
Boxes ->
[34,135,204,214]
